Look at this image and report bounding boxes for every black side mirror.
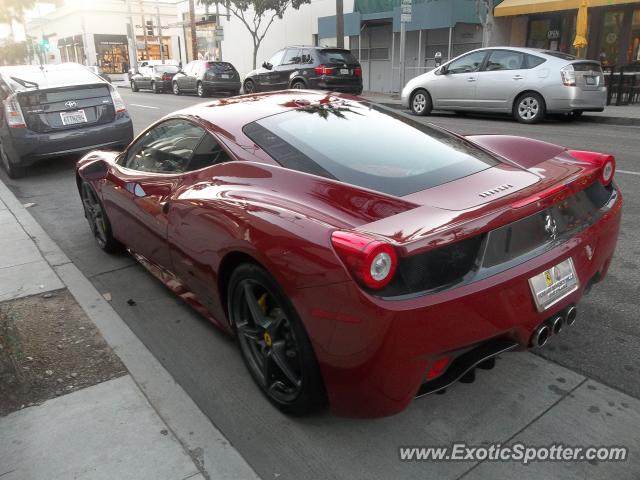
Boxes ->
[262,62,272,70]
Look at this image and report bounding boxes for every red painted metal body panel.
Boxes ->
[75,91,623,417]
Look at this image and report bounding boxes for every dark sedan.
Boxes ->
[131,64,180,93]
[243,46,363,94]
[0,63,133,178]
[172,60,240,97]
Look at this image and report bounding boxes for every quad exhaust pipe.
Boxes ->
[530,305,576,348]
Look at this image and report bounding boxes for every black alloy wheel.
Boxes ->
[80,182,122,253]
[228,263,326,415]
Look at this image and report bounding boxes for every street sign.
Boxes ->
[401,0,411,22]
[401,13,412,22]
[215,26,224,41]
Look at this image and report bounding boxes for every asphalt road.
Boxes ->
[2,89,639,479]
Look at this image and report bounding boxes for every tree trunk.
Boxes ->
[252,39,258,69]
[189,0,198,61]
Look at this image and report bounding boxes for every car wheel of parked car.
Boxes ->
[0,143,26,179]
[197,81,206,97]
[291,80,305,89]
[514,92,545,124]
[173,81,181,95]
[410,89,432,116]
[80,182,123,253]
[151,81,160,94]
[228,263,327,415]
[130,80,138,92]
[243,79,256,94]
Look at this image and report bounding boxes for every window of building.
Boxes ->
[628,9,640,63]
[369,48,389,60]
[599,10,625,66]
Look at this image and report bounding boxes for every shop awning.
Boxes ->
[495,0,639,17]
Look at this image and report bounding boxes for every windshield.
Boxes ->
[243,102,498,197]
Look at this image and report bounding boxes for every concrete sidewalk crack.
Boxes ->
[454,377,588,480]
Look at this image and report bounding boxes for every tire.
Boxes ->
[232,89,241,96]
[514,92,546,124]
[410,89,432,116]
[243,79,256,94]
[151,81,160,94]
[197,81,207,97]
[228,263,327,415]
[0,143,26,179]
[130,80,139,92]
[291,80,305,90]
[79,181,123,253]
[172,81,180,95]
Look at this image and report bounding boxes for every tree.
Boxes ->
[476,0,495,48]
[0,0,36,41]
[200,0,310,69]
[0,41,29,65]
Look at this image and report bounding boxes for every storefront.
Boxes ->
[494,0,640,66]
[182,13,218,62]
[135,36,172,62]
[94,34,130,74]
[57,35,85,64]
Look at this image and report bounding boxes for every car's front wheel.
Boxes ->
[410,89,432,116]
[514,92,545,124]
[0,143,26,179]
[197,81,207,97]
[243,79,256,94]
[228,263,327,415]
[172,81,180,95]
[80,181,122,253]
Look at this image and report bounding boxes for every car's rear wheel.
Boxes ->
[172,81,180,95]
[197,81,206,97]
[0,143,26,179]
[410,89,432,116]
[514,92,545,124]
[80,181,122,253]
[130,80,138,92]
[291,80,305,89]
[151,81,160,94]
[243,79,256,94]
[228,263,327,415]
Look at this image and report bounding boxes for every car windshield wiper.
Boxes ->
[10,76,39,89]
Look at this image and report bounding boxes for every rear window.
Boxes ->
[2,66,102,90]
[319,49,358,65]
[525,54,546,68]
[155,65,179,73]
[206,62,236,73]
[572,61,602,72]
[243,102,498,197]
[542,51,577,61]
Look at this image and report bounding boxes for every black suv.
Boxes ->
[243,46,363,94]
[172,60,241,97]
[0,63,133,178]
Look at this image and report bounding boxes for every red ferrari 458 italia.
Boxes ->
[76,91,621,417]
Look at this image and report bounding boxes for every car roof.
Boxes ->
[462,46,582,61]
[0,63,105,90]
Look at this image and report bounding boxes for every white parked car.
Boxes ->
[401,47,606,123]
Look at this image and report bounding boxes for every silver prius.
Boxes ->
[401,47,606,123]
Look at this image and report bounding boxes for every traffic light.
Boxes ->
[145,20,154,36]
[39,37,50,52]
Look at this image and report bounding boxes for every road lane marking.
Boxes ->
[129,103,160,109]
[617,169,640,176]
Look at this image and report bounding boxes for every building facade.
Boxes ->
[25,1,180,74]
[492,0,640,67]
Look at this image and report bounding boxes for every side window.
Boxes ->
[300,49,313,64]
[484,50,525,71]
[267,50,285,67]
[446,51,487,74]
[186,134,232,171]
[281,49,302,66]
[525,54,546,69]
[124,120,205,174]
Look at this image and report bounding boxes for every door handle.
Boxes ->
[467,77,477,82]
[512,75,524,80]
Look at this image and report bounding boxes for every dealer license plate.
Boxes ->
[528,258,579,312]
[60,109,88,125]
[220,74,230,79]
[340,68,350,75]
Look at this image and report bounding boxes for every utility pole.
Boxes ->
[155,0,164,63]
[188,0,197,61]
[336,0,344,48]
[399,0,411,93]
[126,0,138,72]
[138,0,149,60]
[215,1,222,60]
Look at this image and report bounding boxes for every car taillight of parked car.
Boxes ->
[354,67,362,77]
[331,231,397,289]
[162,73,172,81]
[560,65,576,86]
[3,94,26,128]
[568,150,616,186]
[109,86,127,113]
[314,65,334,75]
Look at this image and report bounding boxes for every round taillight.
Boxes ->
[602,159,614,185]
[370,252,393,282]
[362,243,397,289]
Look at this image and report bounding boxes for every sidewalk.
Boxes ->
[0,183,259,479]
[360,91,640,125]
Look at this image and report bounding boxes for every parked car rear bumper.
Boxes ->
[203,80,240,92]
[544,86,607,113]
[4,113,133,167]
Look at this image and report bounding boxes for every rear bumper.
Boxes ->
[4,113,133,167]
[310,79,362,94]
[292,186,622,417]
[203,80,240,92]
[545,86,607,113]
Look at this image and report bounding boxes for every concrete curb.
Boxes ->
[0,179,260,480]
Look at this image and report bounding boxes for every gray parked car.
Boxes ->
[0,63,133,178]
[401,47,606,123]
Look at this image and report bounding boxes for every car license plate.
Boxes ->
[528,258,579,312]
[60,109,87,125]
[340,68,349,75]
[220,74,230,79]
[585,76,596,85]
